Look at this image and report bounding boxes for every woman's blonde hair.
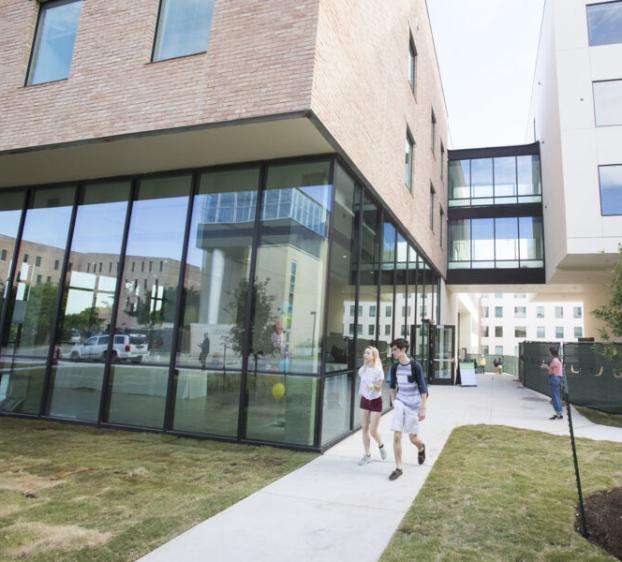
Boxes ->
[359,346,382,372]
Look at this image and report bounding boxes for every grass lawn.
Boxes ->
[576,406,622,428]
[0,417,315,562]
[381,425,622,562]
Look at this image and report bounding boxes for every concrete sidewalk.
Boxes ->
[138,374,622,562]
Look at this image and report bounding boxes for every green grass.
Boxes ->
[381,425,622,562]
[0,417,315,562]
[576,406,622,428]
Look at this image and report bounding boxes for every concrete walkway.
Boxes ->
[138,374,622,562]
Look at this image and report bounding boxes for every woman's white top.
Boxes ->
[358,366,384,400]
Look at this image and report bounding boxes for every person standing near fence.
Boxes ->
[541,346,563,420]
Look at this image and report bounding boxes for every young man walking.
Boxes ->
[388,338,428,481]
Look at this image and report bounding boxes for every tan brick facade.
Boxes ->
[0,0,447,274]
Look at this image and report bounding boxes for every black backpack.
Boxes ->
[389,359,429,397]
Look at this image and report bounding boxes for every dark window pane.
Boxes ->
[325,165,358,375]
[176,167,259,373]
[49,182,130,422]
[0,186,75,415]
[252,161,331,381]
[599,165,622,215]
[28,0,83,85]
[0,192,25,322]
[153,0,214,61]
[587,1,622,46]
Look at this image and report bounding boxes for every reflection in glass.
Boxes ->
[471,158,493,200]
[107,176,191,427]
[379,222,396,367]
[0,192,25,322]
[518,217,544,266]
[49,182,130,421]
[593,80,622,127]
[0,186,75,414]
[599,165,622,216]
[154,0,214,61]
[493,157,516,200]
[448,160,470,202]
[517,155,541,197]
[325,165,358,373]
[449,219,470,264]
[173,370,240,437]
[176,168,259,371]
[471,219,494,265]
[356,196,379,368]
[495,217,518,266]
[322,371,352,444]
[252,161,331,375]
[245,373,318,446]
[587,2,622,46]
[27,0,83,85]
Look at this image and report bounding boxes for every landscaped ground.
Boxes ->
[0,417,315,562]
[381,425,622,562]
[577,406,622,429]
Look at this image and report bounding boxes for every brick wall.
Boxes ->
[310,0,449,275]
[0,0,319,151]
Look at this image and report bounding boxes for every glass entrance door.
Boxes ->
[431,325,455,384]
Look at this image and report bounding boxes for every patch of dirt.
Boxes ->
[6,522,112,558]
[578,487,622,560]
[0,470,65,495]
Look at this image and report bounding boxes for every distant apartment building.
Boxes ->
[479,293,584,356]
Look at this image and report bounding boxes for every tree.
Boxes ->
[226,278,275,357]
[592,247,622,358]
[61,307,103,341]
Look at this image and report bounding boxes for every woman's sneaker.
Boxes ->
[388,468,403,481]
[379,444,387,460]
[358,454,371,466]
[418,444,426,465]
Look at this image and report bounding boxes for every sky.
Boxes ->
[427,0,545,149]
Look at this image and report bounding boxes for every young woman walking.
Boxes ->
[357,346,387,465]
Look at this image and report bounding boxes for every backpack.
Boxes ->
[389,359,429,397]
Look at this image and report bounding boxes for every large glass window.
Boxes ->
[408,37,417,94]
[379,222,396,361]
[593,80,622,126]
[518,216,544,267]
[176,168,259,372]
[251,161,331,375]
[449,160,470,203]
[49,182,130,422]
[107,175,192,428]
[405,132,414,191]
[495,217,519,267]
[0,192,25,322]
[448,219,470,267]
[449,155,541,206]
[324,165,358,374]
[0,186,75,415]
[599,165,622,215]
[471,219,494,266]
[153,0,214,61]
[27,0,83,85]
[587,1,622,46]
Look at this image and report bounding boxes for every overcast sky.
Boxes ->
[427,0,545,149]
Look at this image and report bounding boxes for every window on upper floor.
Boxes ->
[440,207,445,248]
[573,306,582,319]
[408,36,417,95]
[555,326,564,339]
[587,1,622,46]
[515,326,526,338]
[514,306,526,318]
[27,0,83,86]
[440,143,445,180]
[599,165,622,215]
[482,326,489,337]
[405,131,415,191]
[482,306,489,318]
[555,306,564,319]
[429,184,436,230]
[495,326,503,337]
[536,306,545,319]
[537,326,545,338]
[495,306,503,318]
[431,109,437,154]
[593,80,622,126]
[153,0,215,62]
[574,327,583,338]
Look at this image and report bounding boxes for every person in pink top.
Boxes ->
[541,346,564,420]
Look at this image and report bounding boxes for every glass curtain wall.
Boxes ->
[106,175,192,429]
[0,156,444,450]
[245,161,331,446]
[0,186,75,414]
[322,164,358,445]
[48,182,130,421]
[172,167,260,438]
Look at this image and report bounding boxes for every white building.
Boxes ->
[479,293,584,356]
[526,0,622,337]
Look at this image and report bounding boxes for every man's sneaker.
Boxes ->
[549,414,563,420]
[388,468,403,480]
[379,444,387,460]
[357,454,371,466]
[418,444,426,465]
